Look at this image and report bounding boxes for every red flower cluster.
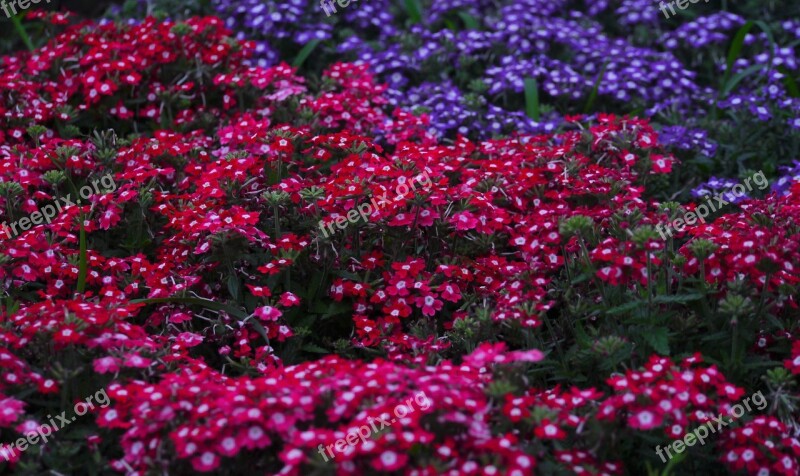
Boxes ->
[719,416,800,475]
[598,355,744,437]
[96,344,549,474]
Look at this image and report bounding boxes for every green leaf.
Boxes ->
[604,301,641,315]
[651,293,704,304]
[457,11,479,30]
[584,62,608,114]
[524,77,540,121]
[721,20,774,97]
[10,14,33,52]
[642,327,670,355]
[403,0,423,23]
[306,270,326,302]
[569,271,593,285]
[720,63,766,98]
[227,274,241,301]
[726,21,756,78]
[309,301,351,317]
[301,343,329,354]
[292,39,321,69]
[778,65,800,98]
[753,20,776,67]
[574,321,591,347]
[245,319,276,347]
[628,106,645,118]
[663,449,688,474]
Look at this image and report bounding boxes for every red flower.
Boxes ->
[253,306,282,321]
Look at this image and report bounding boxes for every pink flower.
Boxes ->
[253,306,282,321]
[0,398,25,427]
[451,211,478,231]
[278,292,301,307]
[176,332,204,348]
[93,356,121,374]
[507,349,545,363]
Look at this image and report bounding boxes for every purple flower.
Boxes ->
[772,160,800,195]
[659,126,717,157]
[692,176,749,204]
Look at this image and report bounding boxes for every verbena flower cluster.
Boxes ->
[0,7,798,476]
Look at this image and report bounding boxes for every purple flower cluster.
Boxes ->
[662,12,745,49]
[658,126,717,157]
[691,176,749,204]
[199,0,799,161]
[484,56,588,99]
[214,0,330,44]
[616,0,661,26]
[393,81,558,139]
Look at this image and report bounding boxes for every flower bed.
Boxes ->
[0,9,797,476]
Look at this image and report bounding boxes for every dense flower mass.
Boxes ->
[0,5,798,476]
[148,0,800,194]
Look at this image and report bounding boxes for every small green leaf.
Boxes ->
[574,321,591,347]
[301,343,329,354]
[651,293,704,304]
[584,62,608,114]
[457,11,479,30]
[642,327,670,355]
[227,275,241,300]
[778,65,800,98]
[720,63,766,98]
[604,301,641,315]
[292,39,321,69]
[306,270,326,302]
[403,0,423,23]
[753,20,776,67]
[10,14,34,52]
[524,77,540,121]
[726,21,755,77]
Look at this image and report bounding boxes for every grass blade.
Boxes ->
[753,20,776,68]
[524,77,540,121]
[717,21,776,107]
[403,0,423,24]
[721,63,765,97]
[778,66,800,98]
[10,14,34,52]
[292,39,321,69]
[726,21,755,77]
[584,62,608,114]
[457,11,479,30]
